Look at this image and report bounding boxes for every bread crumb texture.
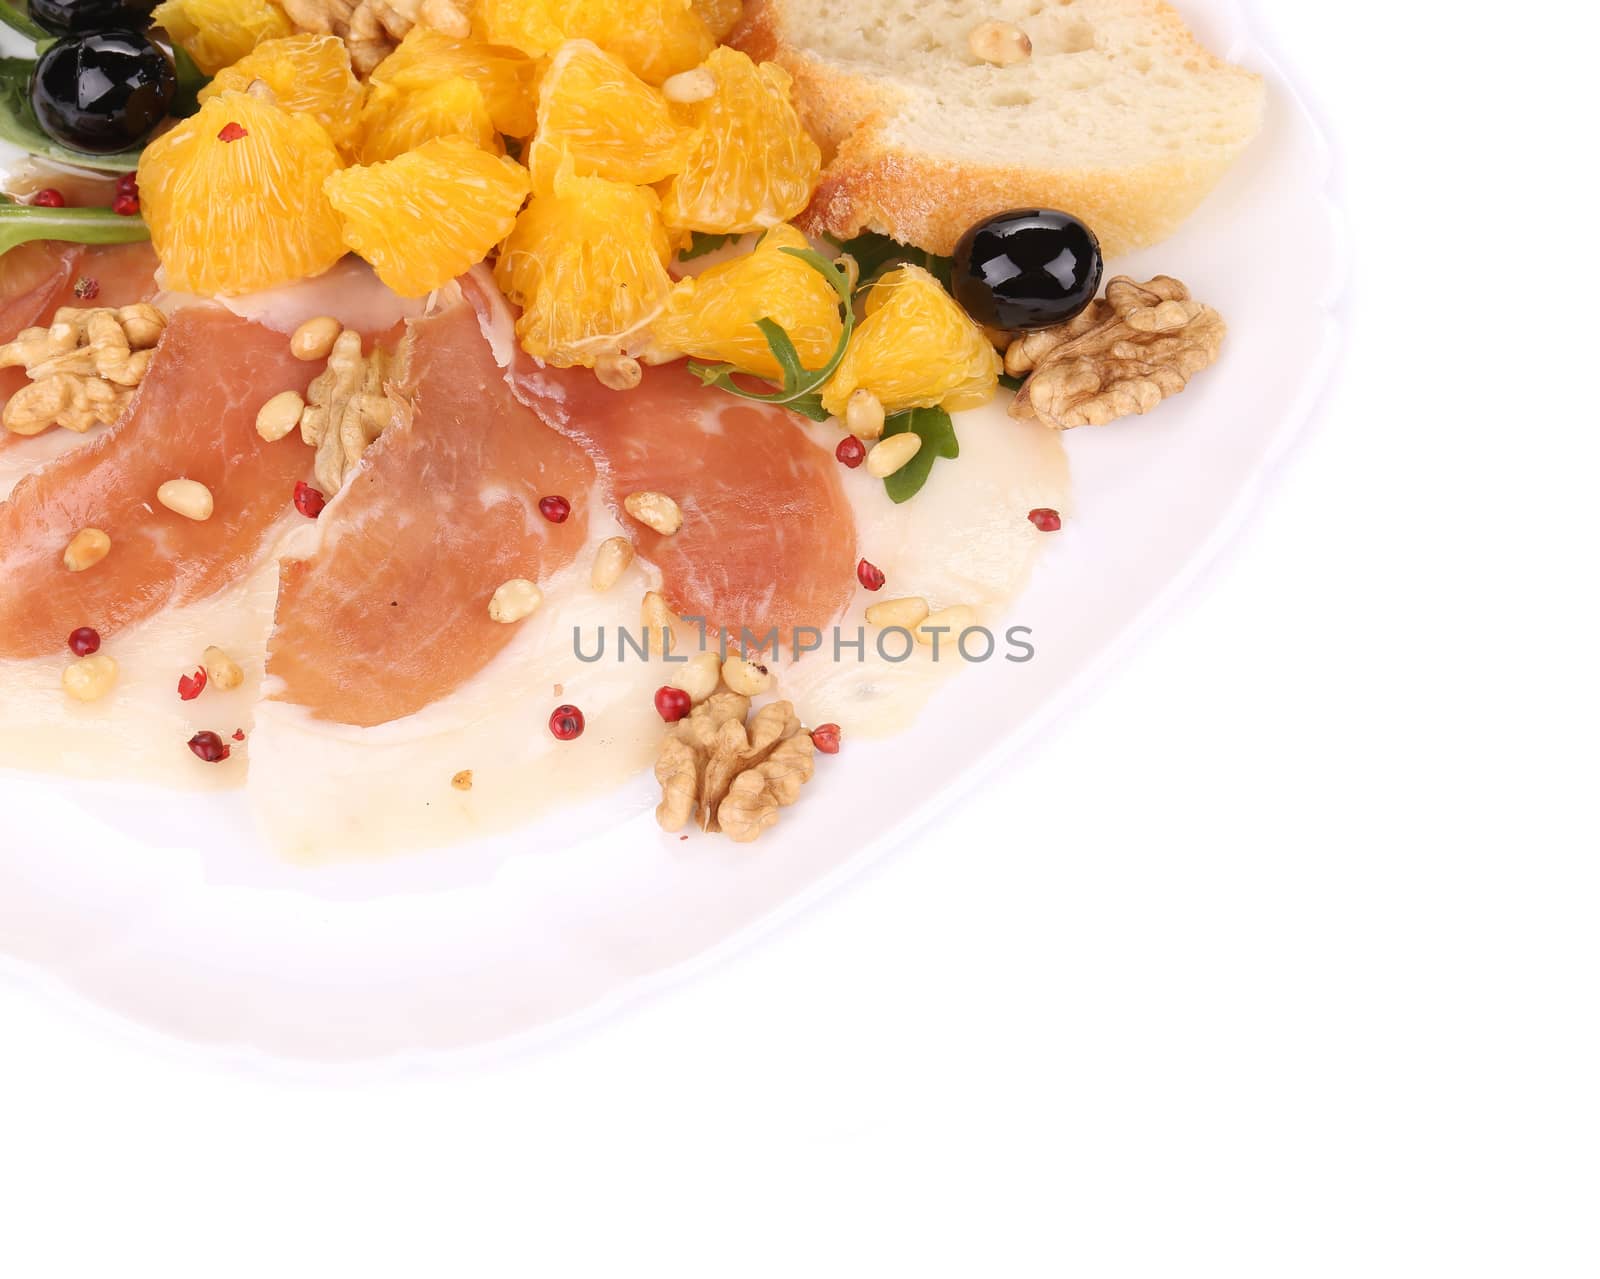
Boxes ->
[731,0,1266,257]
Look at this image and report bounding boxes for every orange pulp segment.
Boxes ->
[324,137,531,298]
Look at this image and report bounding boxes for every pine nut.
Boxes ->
[289,315,341,361]
[866,596,930,629]
[916,605,980,646]
[202,645,244,691]
[866,432,921,478]
[595,353,642,391]
[641,590,680,656]
[489,578,542,623]
[968,20,1032,65]
[625,490,683,535]
[679,650,722,704]
[62,653,117,702]
[63,526,111,572]
[845,388,885,439]
[419,0,470,37]
[722,653,773,696]
[157,477,214,522]
[662,67,716,103]
[255,389,305,441]
[590,536,635,591]
[245,77,277,103]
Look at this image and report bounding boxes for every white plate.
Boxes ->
[0,0,1345,1064]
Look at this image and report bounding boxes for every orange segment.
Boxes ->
[138,91,346,296]
[479,0,712,86]
[496,161,675,367]
[324,137,530,298]
[356,78,502,164]
[693,0,744,41]
[656,225,843,379]
[528,40,686,191]
[150,0,294,76]
[199,34,362,152]
[369,29,541,138]
[821,265,1001,417]
[661,47,821,236]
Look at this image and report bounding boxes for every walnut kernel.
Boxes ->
[1006,275,1225,430]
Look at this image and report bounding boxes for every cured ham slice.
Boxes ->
[0,241,161,436]
[0,306,316,659]
[510,357,857,641]
[266,298,596,728]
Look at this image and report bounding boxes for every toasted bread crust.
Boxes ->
[730,0,1262,259]
[797,132,1244,260]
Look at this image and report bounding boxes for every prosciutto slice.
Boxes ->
[511,357,857,642]
[0,306,316,658]
[266,298,596,727]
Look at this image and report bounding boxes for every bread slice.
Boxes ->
[729,0,1265,259]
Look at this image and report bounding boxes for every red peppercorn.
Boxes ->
[1028,507,1063,532]
[68,626,100,656]
[293,480,326,518]
[177,667,208,701]
[111,192,139,217]
[835,436,866,468]
[549,703,585,740]
[538,494,571,523]
[31,188,65,208]
[810,723,842,755]
[217,121,248,143]
[856,558,886,591]
[654,686,692,723]
[187,731,231,763]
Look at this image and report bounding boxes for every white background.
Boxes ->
[3,5,1596,1275]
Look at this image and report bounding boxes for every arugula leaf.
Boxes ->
[680,231,739,261]
[830,230,954,291]
[0,57,143,171]
[168,43,208,119]
[880,406,958,504]
[0,201,150,255]
[999,370,1025,392]
[687,247,854,418]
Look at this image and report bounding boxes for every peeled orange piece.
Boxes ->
[528,41,686,191]
[661,47,821,236]
[656,225,843,380]
[199,34,362,152]
[369,30,541,138]
[820,265,1001,417]
[496,162,675,367]
[693,0,744,41]
[324,137,530,298]
[151,0,293,76]
[139,91,346,296]
[356,78,502,164]
[479,0,712,86]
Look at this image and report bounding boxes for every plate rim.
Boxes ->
[0,0,1352,1072]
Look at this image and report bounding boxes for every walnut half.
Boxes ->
[280,0,470,75]
[653,690,818,842]
[299,329,402,494]
[1005,276,1225,431]
[0,303,166,436]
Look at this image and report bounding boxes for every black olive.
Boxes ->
[951,209,1104,332]
[28,0,157,36]
[29,31,175,155]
